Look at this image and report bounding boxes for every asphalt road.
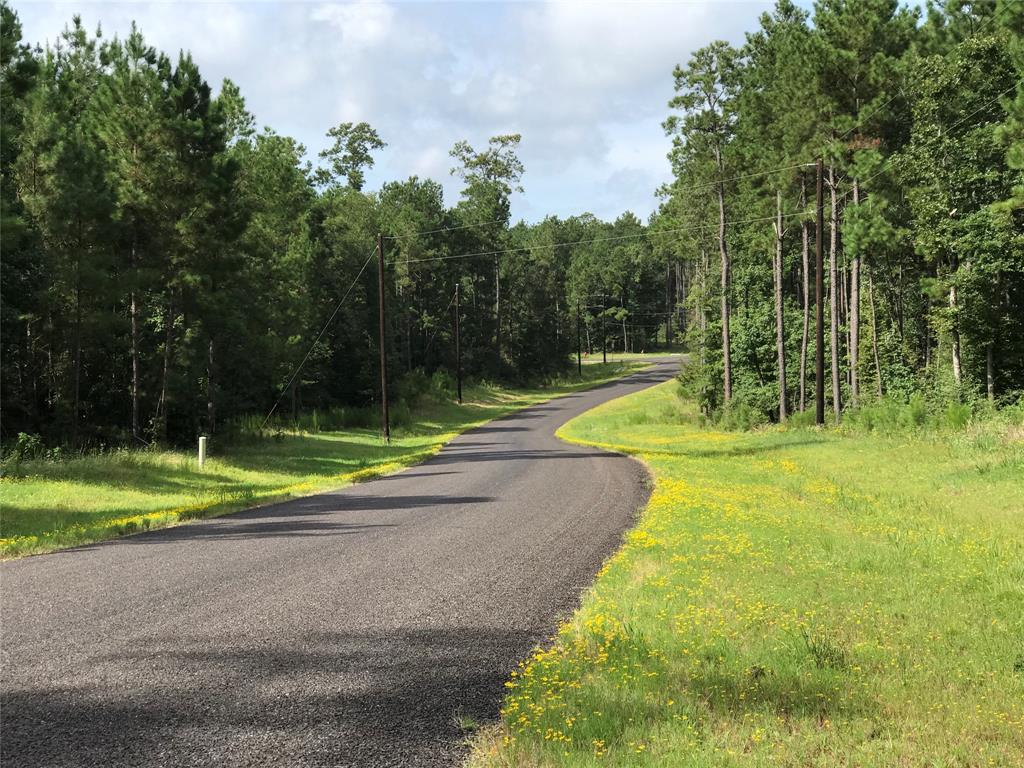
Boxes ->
[1,359,677,768]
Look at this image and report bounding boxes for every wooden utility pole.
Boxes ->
[602,295,607,364]
[576,299,582,376]
[815,159,825,425]
[377,233,390,442]
[455,282,462,404]
[665,260,672,349]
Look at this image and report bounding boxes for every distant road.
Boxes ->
[1,359,678,768]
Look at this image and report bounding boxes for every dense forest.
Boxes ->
[660,0,1023,423]
[1,0,1022,447]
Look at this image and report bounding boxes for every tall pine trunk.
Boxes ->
[676,261,688,334]
[716,148,732,403]
[869,274,883,396]
[156,294,174,442]
[774,190,787,421]
[699,248,709,367]
[494,256,501,358]
[850,179,861,406]
[129,236,141,442]
[206,337,216,435]
[72,247,82,447]
[800,190,810,413]
[986,343,995,401]
[665,261,672,349]
[949,256,962,386]
[828,165,842,422]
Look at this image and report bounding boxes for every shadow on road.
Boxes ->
[1,626,546,768]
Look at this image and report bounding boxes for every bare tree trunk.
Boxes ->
[774,190,787,421]
[494,256,501,358]
[828,165,841,423]
[156,295,174,442]
[27,320,38,424]
[716,152,732,403]
[206,338,216,434]
[948,254,962,386]
[405,312,412,372]
[700,247,709,367]
[800,179,810,413]
[850,179,861,406]
[841,252,850,387]
[129,237,141,442]
[72,248,82,447]
[676,261,688,334]
[665,260,672,349]
[986,343,995,401]
[869,274,883,396]
[46,308,55,410]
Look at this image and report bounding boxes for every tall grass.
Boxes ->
[470,380,1024,767]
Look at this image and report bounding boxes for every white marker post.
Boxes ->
[198,436,208,469]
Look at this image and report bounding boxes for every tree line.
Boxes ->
[656,0,1023,423]
[3,1,1022,448]
[0,3,670,447]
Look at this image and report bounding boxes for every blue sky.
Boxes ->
[14,1,784,223]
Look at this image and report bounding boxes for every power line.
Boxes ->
[858,81,1018,190]
[259,247,377,430]
[387,210,807,267]
[422,286,459,356]
[825,7,1005,152]
[667,162,814,197]
[386,217,509,240]
[385,162,815,242]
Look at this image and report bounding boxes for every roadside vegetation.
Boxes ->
[0,362,642,558]
[470,380,1024,767]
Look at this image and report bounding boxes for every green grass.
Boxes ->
[470,380,1024,767]
[0,362,644,558]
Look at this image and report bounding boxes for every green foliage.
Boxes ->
[2,0,1022,450]
[656,0,1024,425]
[0,6,674,451]
[315,121,386,190]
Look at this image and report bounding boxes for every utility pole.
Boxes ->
[815,159,825,426]
[576,299,582,377]
[601,294,607,364]
[455,282,462,404]
[377,233,390,442]
[665,260,672,350]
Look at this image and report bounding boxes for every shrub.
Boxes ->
[396,369,431,404]
[2,433,45,474]
[677,361,720,416]
[945,402,972,430]
[716,400,769,431]
[430,369,456,398]
[906,393,929,428]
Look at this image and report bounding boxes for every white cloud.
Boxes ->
[310,1,395,49]
[12,0,772,221]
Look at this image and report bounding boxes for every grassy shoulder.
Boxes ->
[0,362,645,559]
[469,381,1024,767]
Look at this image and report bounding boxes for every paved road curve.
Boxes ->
[1,360,677,768]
